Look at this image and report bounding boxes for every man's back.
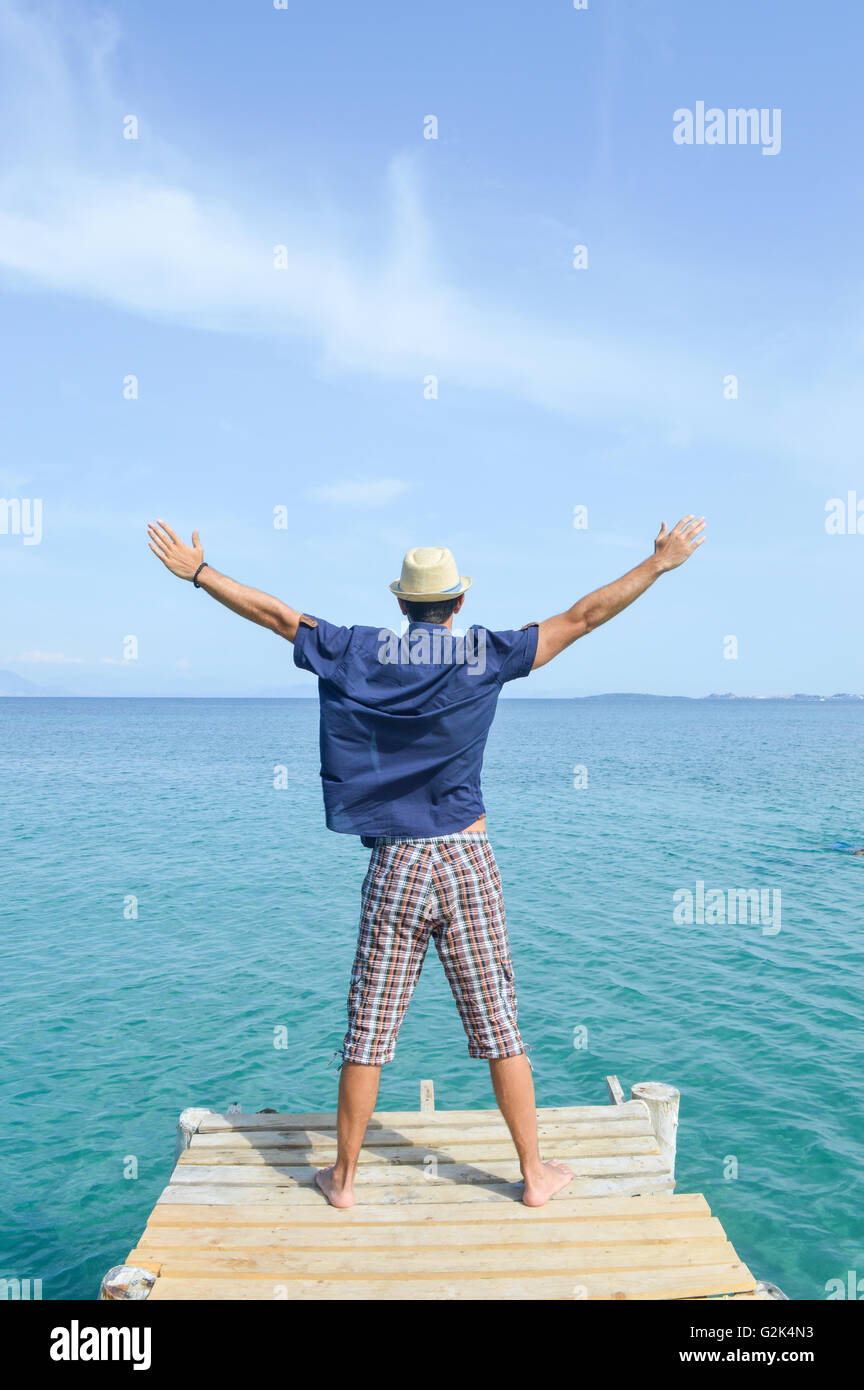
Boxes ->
[293,616,538,838]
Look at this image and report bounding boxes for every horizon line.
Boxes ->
[1,693,862,703]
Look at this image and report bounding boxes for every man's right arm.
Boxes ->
[195,566,302,641]
[147,520,302,641]
[531,516,706,670]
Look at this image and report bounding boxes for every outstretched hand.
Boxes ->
[653,516,706,572]
[147,521,204,581]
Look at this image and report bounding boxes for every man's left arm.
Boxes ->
[147,520,303,641]
[531,515,705,670]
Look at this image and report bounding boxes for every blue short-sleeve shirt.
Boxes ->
[294,618,538,839]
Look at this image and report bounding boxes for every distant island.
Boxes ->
[1,668,861,702]
[572,692,864,703]
[0,669,70,697]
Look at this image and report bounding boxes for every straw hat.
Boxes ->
[389,546,472,601]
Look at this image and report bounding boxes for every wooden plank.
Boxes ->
[136,1216,726,1253]
[606,1076,625,1106]
[123,1258,162,1278]
[147,1192,710,1226]
[146,1263,757,1301]
[180,1136,660,1164]
[195,1102,649,1133]
[187,1119,655,1149]
[419,1080,435,1114]
[138,1216,724,1251]
[155,1175,675,1205]
[127,1239,739,1280]
[686,1291,772,1301]
[169,1155,672,1186]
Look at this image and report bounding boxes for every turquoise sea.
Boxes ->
[2,696,862,1301]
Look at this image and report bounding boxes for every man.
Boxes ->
[148,514,705,1207]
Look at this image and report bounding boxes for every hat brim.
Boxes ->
[389,576,472,601]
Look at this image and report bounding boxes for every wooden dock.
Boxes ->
[101,1079,778,1301]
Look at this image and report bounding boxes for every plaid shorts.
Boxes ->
[341,833,524,1065]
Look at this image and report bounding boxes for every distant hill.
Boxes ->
[572,692,864,703]
[0,668,70,696]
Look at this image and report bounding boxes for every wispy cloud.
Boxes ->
[19,650,85,664]
[0,0,861,472]
[305,478,411,508]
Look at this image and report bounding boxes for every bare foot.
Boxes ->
[314,1165,355,1208]
[522,1159,574,1207]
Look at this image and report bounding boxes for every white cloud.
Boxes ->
[19,650,85,664]
[305,478,410,508]
[0,1,860,473]
[0,3,693,429]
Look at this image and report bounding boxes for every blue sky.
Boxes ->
[1,0,861,696]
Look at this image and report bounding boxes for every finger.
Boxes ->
[690,536,706,549]
[147,526,171,553]
[675,514,696,532]
[148,542,169,563]
[657,521,668,537]
[191,529,201,549]
[147,527,170,552]
[157,519,180,544]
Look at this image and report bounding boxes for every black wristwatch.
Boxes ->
[192,562,209,588]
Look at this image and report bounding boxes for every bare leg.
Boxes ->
[315,1061,381,1208]
[489,1054,574,1207]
